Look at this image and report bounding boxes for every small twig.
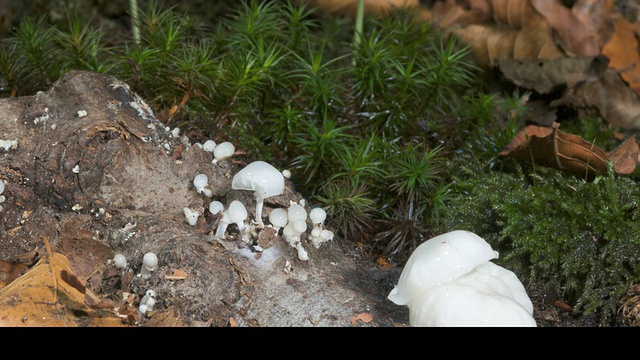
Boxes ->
[130,0,140,45]
[352,0,365,67]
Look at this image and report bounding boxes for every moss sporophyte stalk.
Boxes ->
[2,0,639,325]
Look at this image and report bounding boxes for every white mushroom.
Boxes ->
[183,207,200,226]
[213,141,235,164]
[192,173,212,198]
[202,140,217,152]
[268,208,288,234]
[139,252,158,279]
[309,207,327,247]
[232,161,285,228]
[309,207,326,227]
[388,230,498,306]
[214,210,232,240]
[209,200,224,215]
[227,200,250,242]
[388,230,535,326]
[312,229,334,249]
[113,253,128,269]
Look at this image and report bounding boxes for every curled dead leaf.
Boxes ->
[500,122,639,175]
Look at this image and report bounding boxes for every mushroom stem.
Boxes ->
[255,194,265,228]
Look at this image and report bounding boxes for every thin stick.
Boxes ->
[352,0,365,66]
[130,0,140,45]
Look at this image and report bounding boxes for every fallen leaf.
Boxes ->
[0,250,127,327]
[0,260,28,289]
[570,0,616,47]
[376,257,396,270]
[490,0,545,29]
[350,312,373,325]
[142,307,184,327]
[500,122,639,175]
[287,0,432,22]
[553,300,574,312]
[451,21,565,68]
[531,0,599,56]
[551,69,640,130]
[498,55,609,94]
[601,14,640,96]
[165,269,188,280]
[607,136,640,174]
[430,0,488,29]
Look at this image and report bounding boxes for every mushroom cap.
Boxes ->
[387,230,498,306]
[320,229,334,241]
[202,140,217,152]
[183,207,199,226]
[292,219,307,234]
[269,208,288,228]
[214,141,235,160]
[232,161,285,199]
[209,200,224,215]
[228,200,248,223]
[113,254,127,268]
[193,174,208,193]
[309,207,326,224]
[143,252,158,271]
[287,203,307,223]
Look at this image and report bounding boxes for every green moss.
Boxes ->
[443,156,640,325]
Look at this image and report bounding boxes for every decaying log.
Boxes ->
[0,70,407,327]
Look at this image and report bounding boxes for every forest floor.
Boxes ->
[1,0,638,327]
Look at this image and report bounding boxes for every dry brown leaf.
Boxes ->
[553,300,574,312]
[165,269,188,280]
[489,0,545,29]
[551,69,640,130]
[571,0,616,47]
[0,251,127,327]
[376,257,396,270]
[350,312,373,324]
[142,307,184,327]
[531,0,599,56]
[452,21,564,67]
[287,0,432,22]
[0,260,28,289]
[431,0,471,29]
[607,136,640,174]
[601,14,640,97]
[430,0,490,29]
[500,122,639,175]
[498,55,609,94]
[229,316,238,327]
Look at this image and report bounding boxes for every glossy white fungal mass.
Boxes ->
[388,230,536,327]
